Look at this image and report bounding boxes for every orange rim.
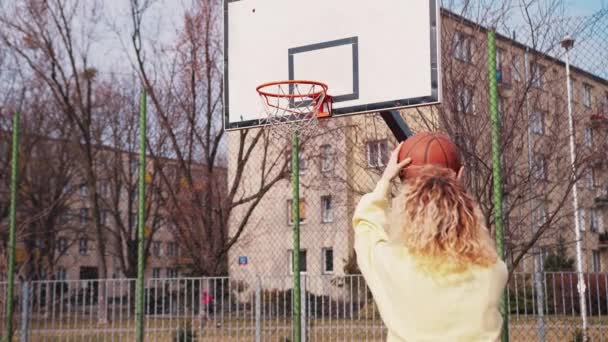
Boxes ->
[256,80,328,99]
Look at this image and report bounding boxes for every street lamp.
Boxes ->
[561,34,589,342]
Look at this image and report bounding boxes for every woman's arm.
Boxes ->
[352,143,410,276]
[352,178,392,275]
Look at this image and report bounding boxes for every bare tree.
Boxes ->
[126,0,289,276]
[14,91,82,281]
[96,78,166,280]
[0,0,117,323]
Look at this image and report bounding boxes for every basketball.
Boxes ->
[398,132,462,179]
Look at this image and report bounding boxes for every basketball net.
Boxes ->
[257,80,331,140]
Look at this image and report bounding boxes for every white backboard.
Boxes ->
[224,0,441,130]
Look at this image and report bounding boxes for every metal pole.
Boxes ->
[255,279,261,342]
[524,47,546,342]
[135,89,147,342]
[291,131,302,342]
[301,274,307,342]
[487,31,509,342]
[3,111,20,342]
[20,282,29,342]
[562,35,588,341]
[379,110,413,142]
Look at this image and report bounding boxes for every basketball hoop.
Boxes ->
[257,80,332,139]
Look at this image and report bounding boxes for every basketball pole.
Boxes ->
[380,110,413,142]
[291,131,302,342]
[487,30,509,342]
[2,111,20,342]
[135,89,147,342]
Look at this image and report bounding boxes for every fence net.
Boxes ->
[0,1,607,341]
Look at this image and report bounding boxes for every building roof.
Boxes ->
[442,9,608,87]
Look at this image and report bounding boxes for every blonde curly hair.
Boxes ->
[392,165,498,275]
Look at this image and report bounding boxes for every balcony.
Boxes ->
[590,109,608,128]
[599,232,608,249]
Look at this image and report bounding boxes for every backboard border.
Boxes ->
[223,0,441,131]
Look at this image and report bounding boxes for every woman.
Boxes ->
[353,143,508,341]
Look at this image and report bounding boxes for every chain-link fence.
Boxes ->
[1,273,607,341]
[1,2,607,341]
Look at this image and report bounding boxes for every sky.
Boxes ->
[566,0,606,15]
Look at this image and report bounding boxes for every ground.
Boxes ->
[6,316,607,341]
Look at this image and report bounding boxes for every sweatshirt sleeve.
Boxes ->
[352,178,392,276]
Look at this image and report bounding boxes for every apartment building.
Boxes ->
[0,136,222,282]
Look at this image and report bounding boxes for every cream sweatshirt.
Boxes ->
[352,179,508,342]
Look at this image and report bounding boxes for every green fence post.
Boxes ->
[291,131,301,342]
[3,111,20,342]
[135,90,147,342]
[488,30,509,342]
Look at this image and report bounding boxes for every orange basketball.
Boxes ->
[398,132,462,180]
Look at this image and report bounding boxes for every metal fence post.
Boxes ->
[20,282,29,342]
[255,279,261,342]
[301,274,306,342]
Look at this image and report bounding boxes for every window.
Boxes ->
[496,48,507,84]
[130,213,138,228]
[100,210,109,225]
[79,184,88,198]
[586,168,597,189]
[152,268,161,279]
[320,145,333,172]
[540,247,549,270]
[167,242,179,257]
[366,140,388,167]
[130,159,139,175]
[496,48,504,72]
[0,141,8,161]
[511,55,522,82]
[456,85,474,114]
[592,251,601,272]
[584,127,593,147]
[152,241,161,257]
[531,111,545,135]
[131,188,139,201]
[56,267,67,281]
[286,150,307,174]
[530,63,545,88]
[582,83,593,108]
[323,248,334,274]
[321,195,333,223]
[498,96,506,126]
[453,31,473,62]
[57,238,68,255]
[533,201,548,228]
[166,268,178,278]
[578,208,586,231]
[591,210,602,233]
[79,208,89,225]
[533,154,547,181]
[289,250,307,274]
[62,183,72,195]
[99,181,110,198]
[287,199,307,225]
[79,238,88,255]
